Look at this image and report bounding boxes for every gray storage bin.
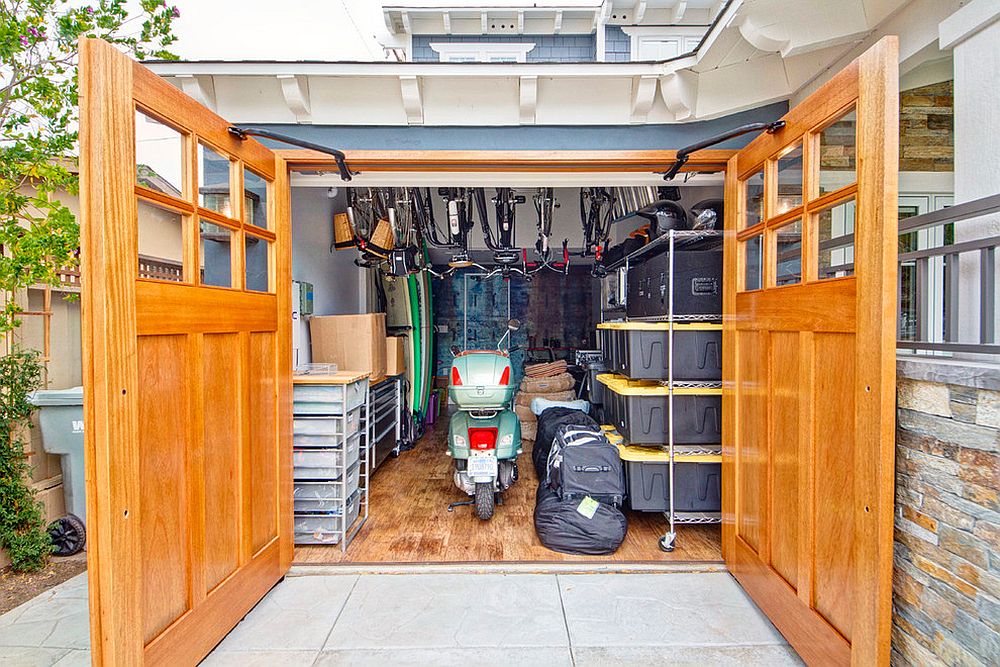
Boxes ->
[293,432,361,480]
[625,460,722,512]
[598,324,722,381]
[293,462,361,511]
[293,380,367,415]
[293,409,360,445]
[601,382,722,445]
[293,490,361,545]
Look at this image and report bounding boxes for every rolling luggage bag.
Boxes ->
[532,407,597,477]
[546,425,625,507]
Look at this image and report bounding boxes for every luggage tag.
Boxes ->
[576,496,599,519]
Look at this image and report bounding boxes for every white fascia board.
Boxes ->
[939,0,1000,50]
[145,60,676,79]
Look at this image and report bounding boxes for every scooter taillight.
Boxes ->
[499,367,510,385]
[468,427,498,450]
[451,367,462,386]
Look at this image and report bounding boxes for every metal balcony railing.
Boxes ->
[897,193,999,356]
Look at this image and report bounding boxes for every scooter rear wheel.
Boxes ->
[474,483,495,520]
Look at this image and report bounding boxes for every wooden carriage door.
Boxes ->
[721,37,898,666]
[79,38,292,664]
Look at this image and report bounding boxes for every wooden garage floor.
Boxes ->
[294,421,722,565]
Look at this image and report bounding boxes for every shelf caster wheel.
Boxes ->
[659,532,676,553]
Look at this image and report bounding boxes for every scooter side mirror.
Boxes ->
[450,345,462,356]
[507,318,521,332]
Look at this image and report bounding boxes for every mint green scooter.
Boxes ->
[447,319,523,520]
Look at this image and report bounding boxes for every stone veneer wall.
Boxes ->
[900,80,954,173]
[892,359,999,665]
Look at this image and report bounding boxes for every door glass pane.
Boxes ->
[245,234,270,292]
[243,168,269,229]
[816,198,856,279]
[819,109,857,195]
[744,170,764,228]
[135,111,185,198]
[743,234,763,290]
[775,219,803,286]
[198,144,232,217]
[776,143,803,214]
[200,221,232,288]
[138,199,184,282]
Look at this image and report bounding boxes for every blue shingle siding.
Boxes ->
[604,25,630,62]
[412,34,596,62]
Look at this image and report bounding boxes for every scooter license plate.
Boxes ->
[467,454,498,478]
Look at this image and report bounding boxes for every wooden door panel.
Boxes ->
[203,333,241,591]
[249,331,278,554]
[137,334,191,642]
[723,37,897,666]
[736,329,767,554]
[813,333,856,640]
[80,37,292,664]
[769,330,800,590]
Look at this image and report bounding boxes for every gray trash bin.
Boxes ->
[29,386,86,525]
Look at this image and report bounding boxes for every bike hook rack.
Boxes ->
[227,126,355,182]
[661,120,786,181]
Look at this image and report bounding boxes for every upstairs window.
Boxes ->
[430,42,535,63]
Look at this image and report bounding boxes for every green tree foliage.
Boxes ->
[0,0,178,571]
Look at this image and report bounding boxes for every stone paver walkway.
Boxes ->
[0,571,801,666]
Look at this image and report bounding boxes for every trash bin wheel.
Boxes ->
[48,514,86,557]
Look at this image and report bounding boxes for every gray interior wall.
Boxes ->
[291,186,361,315]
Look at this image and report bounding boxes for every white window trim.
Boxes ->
[429,41,536,63]
[620,26,705,62]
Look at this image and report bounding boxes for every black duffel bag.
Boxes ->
[546,424,625,507]
[534,485,627,556]
[533,407,598,477]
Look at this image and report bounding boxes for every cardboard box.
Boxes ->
[310,313,386,378]
[386,336,406,376]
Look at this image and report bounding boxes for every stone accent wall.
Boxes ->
[900,80,953,172]
[893,368,999,665]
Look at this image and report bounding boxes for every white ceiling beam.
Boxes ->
[399,75,423,125]
[383,9,396,36]
[519,75,538,125]
[517,10,525,34]
[277,74,311,123]
[670,0,688,24]
[553,10,563,33]
[634,1,647,24]
[630,74,658,123]
[443,11,451,35]
[400,10,411,33]
[481,11,488,35]
[175,74,217,112]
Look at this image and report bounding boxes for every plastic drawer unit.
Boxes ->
[617,444,722,513]
[292,431,361,480]
[626,250,723,319]
[597,374,722,445]
[293,409,361,445]
[598,321,722,381]
[293,490,361,545]
[293,380,367,415]
[293,461,361,512]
